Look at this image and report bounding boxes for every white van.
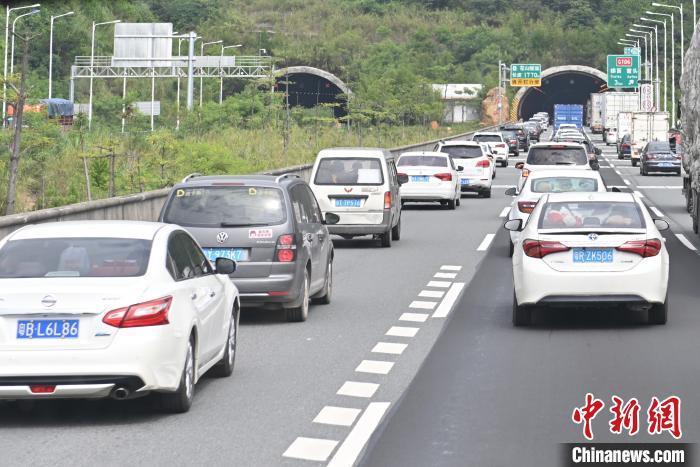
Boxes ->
[309,148,405,247]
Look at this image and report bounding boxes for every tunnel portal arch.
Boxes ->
[275,66,351,118]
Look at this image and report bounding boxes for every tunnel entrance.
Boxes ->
[275,66,350,118]
[515,65,607,121]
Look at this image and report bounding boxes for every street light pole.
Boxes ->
[88,19,120,130]
[10,9,40,76]
[199,39,222,107]
[3,3,39,127]
[647,10,676,123]
[49,11,73,99]
[627,33,649,79]
[642,17,668,113]
[633,24,660,109]
[219,44,242,104]
[652,3,683,76]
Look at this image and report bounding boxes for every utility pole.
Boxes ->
[498,61,503,126]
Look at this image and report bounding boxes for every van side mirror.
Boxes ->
[215,258,236,275]
[324,212,340,225]
[504,187,517,196]
[595,147,602,156]
[457,165,464,172]
[397,174,409,185]
[515,162,525,170]
[653,219,670,231]
[503,219,523,232]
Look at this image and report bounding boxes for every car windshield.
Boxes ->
[647,142,672,152]
[0,238,152,278]
[397,155,448,167]
[539,201,645,230]
[163,186,286,227]
[314,157,384,185]
[530,177,599,193]
[473,135,501,143]
[438,145,483,158]
[527,147,588,165]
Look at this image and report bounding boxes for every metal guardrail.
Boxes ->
[0,123,504,239]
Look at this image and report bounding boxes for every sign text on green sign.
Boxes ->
[607,54,640,89]
[510,64,541,87]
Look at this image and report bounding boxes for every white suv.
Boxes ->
[472,132,509,167]
[434,141,495,198]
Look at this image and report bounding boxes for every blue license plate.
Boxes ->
[658,162,673,167]
[335,198,361,207]
[460,178,470,185]
[573,248,614,263]
[17,319,79,339]
[202,247,249,262]
[411,176,430,182]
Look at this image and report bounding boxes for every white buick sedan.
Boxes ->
[505,192,669,326]
[0,221,240,413]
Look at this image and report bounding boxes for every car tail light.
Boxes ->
[397,172,407,178]
[510,139,517,145]
[616,239,662,258]
[103,296,172,328]
[275,234,297,262]
[522,239,570,258]
[384,191,392,209]
[434,173,453,182]
[622,144,630,150]
[646,154,655,160]
[30,385,56,394]
[518,201,537,213]
[476,159,490,168]
[496,143,506,148]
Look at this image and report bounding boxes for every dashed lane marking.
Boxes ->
[427,280,451,288]
[499,207,511,218]
[355,360,394,375]
[432,282,466,318]
[675,234,698,252]
[440,265,462,271]
[419,290,445,298]
[337,381,379,398]
[283,437,339,462]
[650,206,664,217]
[399,312,429,322]
[623,179,631,185]
[326,402,391,467]
[434,272,457,279]
[313,406,362,427]
[409,300,436,310]
[386,326,419,337]
[477,233,496,251]
[371,342,408,355]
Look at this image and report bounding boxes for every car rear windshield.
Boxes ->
[397,155,448,167]
[530,177,599,193]
[314,158,384,185]
[473,135,501,143]
[437,145,483,158]
[647,142,672,152]
[539,201,644,230]
[501,130,517,140]
[163,186,286,227]
[0,238,151,278]
[527,147,588,166]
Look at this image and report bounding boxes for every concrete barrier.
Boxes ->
[0,124,499,239]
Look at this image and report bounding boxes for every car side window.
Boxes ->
[389,161,399,183]
[167,233,196,281]
[180,233,212,277]
[290,185,310,224]
[301,185,322,223]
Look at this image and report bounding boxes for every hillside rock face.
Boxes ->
[681,27,700,187]
[481,87,510,125]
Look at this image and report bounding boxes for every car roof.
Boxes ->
[8,221,171,241]
[544,192,636,203]
[529,142,585,148]
[399,151,449,158]
[527,169,603,180]
[438,140,481,147]
[473,132,502,136]
[316,147,392,159]
[173,174,301,189]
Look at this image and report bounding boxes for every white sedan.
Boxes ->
[505,169,607,255]
[434,141,495,198]
[397,151,460,209]
[505,192,669,326]
[0,221,240,413]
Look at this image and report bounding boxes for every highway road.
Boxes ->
[1,129,696,467]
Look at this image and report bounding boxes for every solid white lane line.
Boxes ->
[440,265,462,271]
[666,186,682,189]
[637,185,665,188]
[427,280,452,288]
[634,190,644,198]
[386,326,419,337]
[327,402,391,467]
[314,406,362,427]
[499,207,511,218]
[399,312,429,322]
[419,290,445,298]
[492,184,511,188]
[355,360,394,375]
[409,300,436,310]
[610,163,616,168]
[623,179,631,185]
[432,282,466,318]
[675,234,698,251]
[337,381,379,398]
[372,342,407,355]
[283,437,339,461]
[434,272,457,279]
[477,233,496,251]
[650,206,664,217]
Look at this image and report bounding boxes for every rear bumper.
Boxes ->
[400,185,455,201]
[644,162,681,172]
[234,272,302,306]
[460,179,491,192]
[0,375,144,399]
[326,210,392,235]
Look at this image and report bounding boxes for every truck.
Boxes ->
[629,112,670,167]
[601,92,639,144]
[681,28,700,233]
[588,93,604,133]
[615,111,634,158]
[553,104,583,131]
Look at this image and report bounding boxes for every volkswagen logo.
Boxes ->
[41,295,57,308]
[588,233,598,241]
[216,232,229,244]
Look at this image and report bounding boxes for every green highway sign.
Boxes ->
[624,47,641,56]
[510,63,541,87]
[607,55,640,88]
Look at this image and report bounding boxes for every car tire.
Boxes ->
[212,308,237,377]
[512,292,530,327]
[501,159,508,168]
[481,189,491,199]
[159,337,195,413]
[649,296,668,325]
[456,197,461,207]
[380,230,392,247]
[631,159,637,167]
[447,199,456,210]
[391,216,401,240]
[286,270,310,322]
[509,240,514,258]
[314,260,333,305]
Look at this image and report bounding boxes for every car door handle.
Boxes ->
[190,292,197,300]
[209,291,216,298]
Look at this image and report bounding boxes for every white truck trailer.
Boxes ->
[588,93,604,133]
[601,92,639,144]
[630,112,670,167]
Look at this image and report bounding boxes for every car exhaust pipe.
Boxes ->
[111,387,130,400]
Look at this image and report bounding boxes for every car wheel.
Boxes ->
[512,292,530,327]
[481,189,491,199]
[212,308,238,377]
[649,296,668,325]
[631,159,637,167]
[447,199,456,210]
[509,240,514,257]
[286,270,310,322]
[159,337,195,413]
[380,229,392,247]
[314,260,333,305]
[501,159,508,168]
[456,196,461,207]
[391,216,401,240]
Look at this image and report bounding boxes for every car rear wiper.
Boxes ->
[220,222,270,227]
[555,162,576,165]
